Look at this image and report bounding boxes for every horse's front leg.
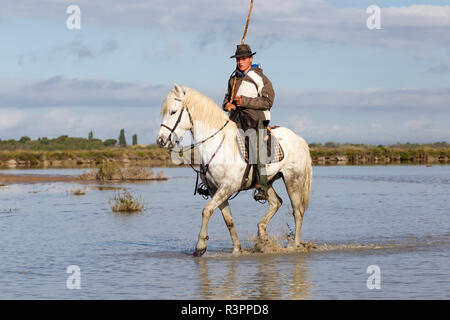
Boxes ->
[194,186,232,257]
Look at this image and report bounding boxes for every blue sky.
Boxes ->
[0,0,449,144]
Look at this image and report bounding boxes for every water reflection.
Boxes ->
[195,254,313,299]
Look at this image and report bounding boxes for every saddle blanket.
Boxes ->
[236,129,285,164]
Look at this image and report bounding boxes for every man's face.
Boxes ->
[236,56,253,72]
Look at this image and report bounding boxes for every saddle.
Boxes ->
[196,126,284,199]
[236,126,285,164]
[236,126,284,189]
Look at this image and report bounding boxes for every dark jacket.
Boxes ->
[222,65,275,127]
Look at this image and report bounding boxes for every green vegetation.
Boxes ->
[95,162,120,180]
[118,129,127,147]
[0,132,448,167]
[0,146,171,168]
[69,188,86,196]
[308,141,450,164]
[0,135,111,151]
[78,163,167,181]
[0,130,174,167]
[109,190,145,213]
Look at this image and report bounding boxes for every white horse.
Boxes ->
[157,84,312,256]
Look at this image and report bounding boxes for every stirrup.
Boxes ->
[253,187,268,202]
[196,183,210,199]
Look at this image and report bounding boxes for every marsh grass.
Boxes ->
[72,189,86,196]
[78,163,167,181]
[109,190,145,213]
[66,188,87,196]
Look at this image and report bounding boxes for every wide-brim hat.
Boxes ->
[230,44,256,58]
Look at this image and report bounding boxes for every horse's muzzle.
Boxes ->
[156,136,164,147]
[156,136,175,149]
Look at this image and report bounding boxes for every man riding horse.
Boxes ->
[223,43,275,201]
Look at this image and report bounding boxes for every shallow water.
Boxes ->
[0,165,448,299]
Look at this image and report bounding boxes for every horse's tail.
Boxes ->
[274,127,312,210]
[302,147,313,210]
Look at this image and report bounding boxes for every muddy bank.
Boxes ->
[0,146,449,168]
[0,168,168,185]
[0,173,81,184]
[312,155,449,165]
[0,147,172,169]
[310,145,450,165]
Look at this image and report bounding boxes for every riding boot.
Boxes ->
[253,120,269,201]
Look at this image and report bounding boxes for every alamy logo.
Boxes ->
[367,5,381,30]
[366,265,381,290]
[66,265,81,289]
[66,5,81,30]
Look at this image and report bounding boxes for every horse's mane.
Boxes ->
[162,87,237,131]
[185,87,237,130]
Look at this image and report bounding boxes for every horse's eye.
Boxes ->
[170,110,177,115]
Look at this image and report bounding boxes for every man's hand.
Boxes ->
[234,96,242,107]
[224,102,236,112]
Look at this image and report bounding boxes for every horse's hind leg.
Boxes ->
[283,174,309,247]
[257,185,283,242]
[219,200,242,255]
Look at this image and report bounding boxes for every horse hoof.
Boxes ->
[232,248,241,256]
[193,248,206,257]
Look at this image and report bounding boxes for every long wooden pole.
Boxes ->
[230,0,254,103]
[241,0,254,44]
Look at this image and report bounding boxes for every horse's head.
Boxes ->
[156,83,193,149]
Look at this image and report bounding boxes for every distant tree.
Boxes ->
[56,135,69,144]
[19,136,31,143]
[88,131,94,141]
[104,139,117,147]
[324,141,340,148]
[118,129,127,147]
[132,134,137,146]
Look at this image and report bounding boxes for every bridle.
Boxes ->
[160,98,194,148]
[160,97,229,154]
[159,96,232,198]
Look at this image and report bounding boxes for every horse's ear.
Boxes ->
[173,83,184,98]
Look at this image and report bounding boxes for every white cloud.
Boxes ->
[2,1,450,49]
[404,115,434,131]
[2,76,450,115]
[286,114,356,142]
[277,87,450,110]
[384,5,450,27]
[0,109,27,130]
[18,38,119,65]
[283,112,450,144]
[0,76,169,108]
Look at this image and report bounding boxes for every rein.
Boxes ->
[159,98,193,148]
[160,97,233,199]
[160,97,230,155]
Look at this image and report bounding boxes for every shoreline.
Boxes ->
[0,158,448,170]
[0,172,168,185]
[0,162,447,185]
[0,145,448,169]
